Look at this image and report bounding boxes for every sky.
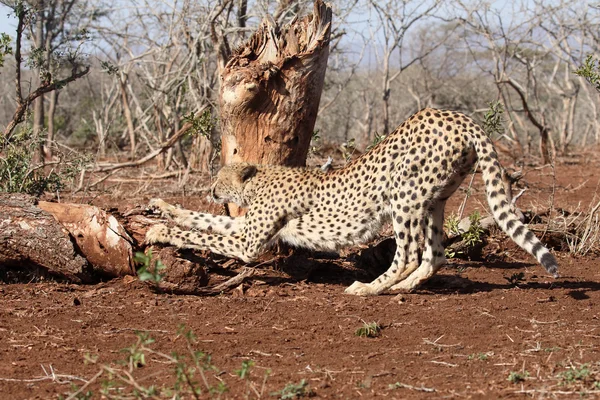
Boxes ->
[0,4,16,30]
[0,1,525,43]
[0,0,540,73]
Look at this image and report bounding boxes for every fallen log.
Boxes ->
[0,193,91,282]
[0,194,209,290]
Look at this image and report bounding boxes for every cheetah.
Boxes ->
[146,108,558,295]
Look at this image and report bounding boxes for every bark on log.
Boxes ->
[142,246,210,294]
[219,0,332,214]
[0,196,209,287]
[38,201,136,278]
[0,193,91,282]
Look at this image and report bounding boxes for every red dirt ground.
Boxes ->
[2,156,600,399]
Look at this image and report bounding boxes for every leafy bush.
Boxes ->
[0,127,90,196]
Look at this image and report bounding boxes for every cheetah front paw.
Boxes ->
[148,198,177,217]
[344,281,376,296]
[145,223,171,245]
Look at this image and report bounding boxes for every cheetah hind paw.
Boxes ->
[344,281,377,296]
[145,223,171,245]
[389,278,419,293]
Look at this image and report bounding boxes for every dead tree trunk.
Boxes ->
[218,0,332,213]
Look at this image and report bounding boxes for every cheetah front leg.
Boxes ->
[145,207,284,264]
[145,224,260,263]
[148,198,245,235]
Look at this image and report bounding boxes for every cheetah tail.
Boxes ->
[472,134,559,278]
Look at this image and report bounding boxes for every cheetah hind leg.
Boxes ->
[391,201,447,292]
[344,208,423,296]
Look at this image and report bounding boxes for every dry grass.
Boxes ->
[560,197,600,255]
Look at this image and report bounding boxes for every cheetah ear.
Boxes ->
[240,165,258,182]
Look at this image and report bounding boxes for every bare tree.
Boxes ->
[89,0,223,175]
[366,0,442,136]
[1,1,92,145]
[535,0,600,150]
[455,0,600,162]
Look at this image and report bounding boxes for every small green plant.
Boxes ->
[120,331,155,370]
[444,248,456,259]
[444,213,461,237]
[273,379,312,399]
[444,212,484,259]
[183,109,222,172]
[134,249,166,283]
[366,132,386,151]
[468,352,489,361]
[355,322,382,338]
[341,138,356,163]
[505,272,525,286]
[64,327,232,399]
[0,127,89,196]
[544,346,561,353]
[235,359,254,380]
[558,364,591,385]
[575,55,600,92]
[482,101,505,138]
[184,109,217,140]
[463,211,484,247]
[309,129,321,154]
[59,386,93,400]
[508,370,530,383]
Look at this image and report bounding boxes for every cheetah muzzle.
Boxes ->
[146,108,559,295]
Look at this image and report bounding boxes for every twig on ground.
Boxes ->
[64,370,104,400]
[566,179,589,192]
[516,389,600,395]
[0,364,88,385]
[429,360,458,367]
[389,382,436,392]
[423,335,461,348]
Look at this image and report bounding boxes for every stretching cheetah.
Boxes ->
[146,108,558,295]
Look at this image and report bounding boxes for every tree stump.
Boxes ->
[219,0,332,215]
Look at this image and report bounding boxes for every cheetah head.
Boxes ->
[210,163,258,207]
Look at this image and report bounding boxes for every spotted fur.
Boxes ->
[146,108,558,295]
